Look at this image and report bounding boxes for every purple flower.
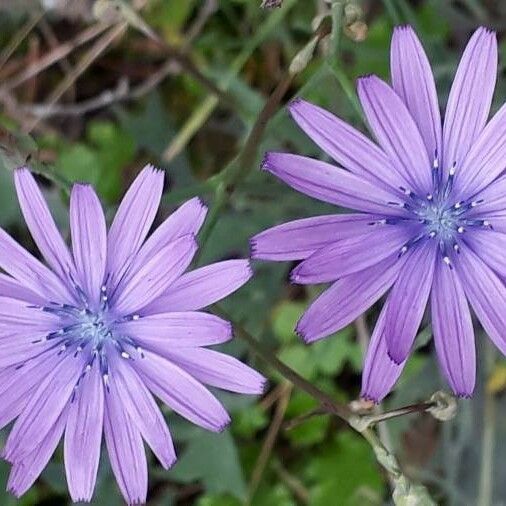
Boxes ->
[0,166,265,504]
[252,26,505,401]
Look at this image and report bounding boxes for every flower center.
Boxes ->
[419,201,461,241]
[37,284,144,390]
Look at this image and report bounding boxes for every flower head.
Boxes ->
[252,26,504,401]
[0,165,264,504]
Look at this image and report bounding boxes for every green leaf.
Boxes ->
[272,301,306,344]
[117,93,176,159]
[285,391,330,447]
[197,494,242,506]
[55,143,101,186]
[306,432,385,506]
[233,404,269,438]
[251,483,297,506]
[87,120,136,202]
[168,430,247,500]
[278,344,317,380]
[311,326,361,375]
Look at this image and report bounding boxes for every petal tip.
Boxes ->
[161,454,178,470]
[386,349,405,366]
[261,152,274,172]
[193,196,208,213]
[249,237,261,260]
[217,416,232,433]
[7,486,22,499]
[358,392,382,405]
[287,97,304,114]
[244,259,254,281]
[295,318,316,344]
[289,267,304,285]
[258,377,269,395]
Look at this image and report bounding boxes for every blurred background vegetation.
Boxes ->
[0,0,505,504]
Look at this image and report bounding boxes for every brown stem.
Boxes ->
[214,305,354,422]
[247,383,293,503]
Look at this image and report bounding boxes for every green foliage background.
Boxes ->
[0,0,505,504]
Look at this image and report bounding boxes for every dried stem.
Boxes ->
[216,304,437,504]
[272,460,310,504]
[247,382,293,503]
[214,305,354,421]
[23,57,179,118]
[2,23,111,91]
[24,22,128,133]
[184,0,218,46]
[284,406,327,430]
[38,18,76,100]
[196,20,332,254]
[0,10,44,72]
[162,0,299,163]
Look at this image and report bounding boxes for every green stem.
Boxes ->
[477,344,496,506]
[325,62,364,122]
[362,428,437,505]
[28,162,72,196]
[328,1,344,63]
[359,401,435,427]
[197,20,332,256]
[382,0,402,25]
[217,305,437,504]
[394,0,419,29]
[162,0,299,163]
[461,0,489,23]
[162,177,217,206]
[214,305,354,422]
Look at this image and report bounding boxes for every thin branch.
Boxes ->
[24,22,128,133]
[23,57,179,118]
[247,383,293,503]
[283,406,327,430]
[2,23,111,91]
[272,460,310,504]
[38,17,76,100]
[214,305,354,422]
[355,314,394,453]
[216,305,437,504]
[27,161,73,195]
[184,0,218,46]
[0,10,44,72]
[196,20,332,253]
[162,0,299,163]
[357,402,436,427]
